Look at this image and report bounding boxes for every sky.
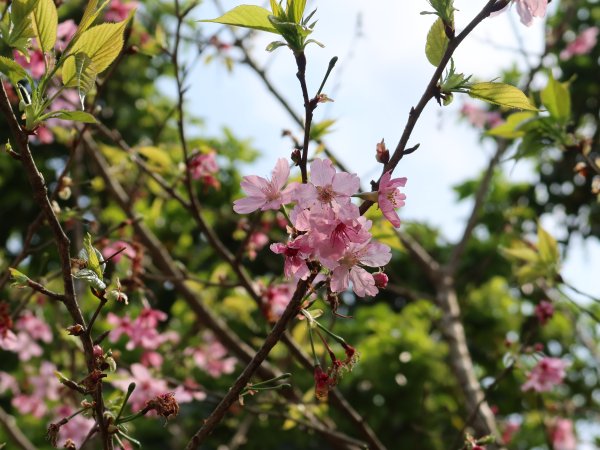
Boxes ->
[183,0,600,300]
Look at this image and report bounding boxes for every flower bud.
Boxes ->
[373,272,388,289]
[376,139,389,164]
[66,324,84,336]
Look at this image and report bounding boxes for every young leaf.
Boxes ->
[72,0,112,44]
[43,110,98,123]
[468,82,538,111]
[486,111,536,139]
[200,5,278,34]
[82,233,105,278]
[292,0,307,24]
[0,56,28,85]
[73,268,107,291]
[62,13,133,90]
[31,0,58,55]
[537,224,560,266]
[9,267,30,288]
[425,18,448,67]
[7,0,37,55]
[540,73,570,124]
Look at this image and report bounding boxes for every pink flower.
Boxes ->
[502,421,520,444]
[294,158,359,208]
[105,0,138,22]
[172,379,207,403]
[107,308,178,351]
[17,312,52,342]
[270,236,312,280]
[560,27,599,60]
[534,300,554,325]
[189,151,220,189]
[247,231,269,260]
[0,371,19,395]
[141,351,164,367]
[327,240,392,297]
[521,357,568,392]
[514,0,548,26]
[185,333,237,378]
[550,418,577,450]
[377,171,407,228]
[12,362,61,418]
[461,103,504,129]
[233,158,295,213]
[102,240,136,264]
[111,364,169,412]
[261,283,295,322]
[55,20,77,51]
[13,49,45,79]
[53,405,95,449]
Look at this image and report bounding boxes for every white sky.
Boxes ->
[185,0,599,299]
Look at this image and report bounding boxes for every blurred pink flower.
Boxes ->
[172,379,207,403]
[0,371,19,395]
[12,362,61,418]
[111,364,169,412]
[233,158,295,213]
[13,49,45,78]
[461,103,504,129]
[53,405,95,449]
[551,418,577,450]
[502,421,521,444]
[17,312,52,342]
[522,357,568,392]
[55,20,77,51]
[261,283,294,322]
[377,171,407,228]
[185,333,237,378]
[515,0,548,26]
[189,151,220,189]
[560,27,599,60]
[105,0,139,22]
[534,300,554,325]
[102,240,136,264]
[107,308,178,351]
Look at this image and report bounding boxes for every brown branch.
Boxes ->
[359,0,504,215]
[25,278,66,302]
[184,272,317,449]
[0,406,36,450]
[0,82,112,450]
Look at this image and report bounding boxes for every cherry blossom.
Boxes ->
[534,300,554,325]
[294,158,359,208]
[13,49,45,79]
[270,236,313,280]
[521,357,568,392]
[560,27,599,60]
[105,0,139,22]
[550,418,577,450]
[102,240,137,264]
[107,308,178,351]
[233,158,295,213]
[189,151,220,189]
[514,0,548,26]
[53,405,95,449]
[461,103,504,129]
[12,362,61,418]
[55,20,77,51]
[377,171,407,228]
[260,283,295,322]
[326,240,392,297]
[184,333,237,377]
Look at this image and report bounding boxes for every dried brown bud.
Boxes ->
[63,438,76,450]
[146,393,180,420]
[46,423,60,447]
[66,324,84,336]
[376,139,389,164]
[291,148,301,166]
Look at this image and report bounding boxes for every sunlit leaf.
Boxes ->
[425,18,448,67]
[200,5,278,34]
[540,73,570,124]
[468,82,538,111]
[31,0,58,55]
[0,56,28,85]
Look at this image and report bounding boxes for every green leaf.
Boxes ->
[537,223,560,266]
[468,82,538,111]
[68,53,97,107]
[43,110,98,123]
[73,268,107,291]
[425,18,448,66]
[72,0,111,44]
[486,111,536,139]
[31,0,58,55]
[292,0,307,24]
[7,0,37,55]
[310,119,336,141]
[62,13,133,88]
[137,145,172,172]
[0,56,28,85]
[8,267,30,288]
[500,245,539,263]
[540,73,570,124]
[200,5,278,34]
[266,40,287,52]
[81,232,105,278]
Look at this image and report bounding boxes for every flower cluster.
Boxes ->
[521,357,568,392]
[233,158,406,298]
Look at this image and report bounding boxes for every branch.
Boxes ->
[447,140,508,274]
[185,273,317,449]
[359,0,503,215]
[0,82,112,450]
[0,406,36,450]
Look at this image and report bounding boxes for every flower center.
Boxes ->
[316,185,336,203]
